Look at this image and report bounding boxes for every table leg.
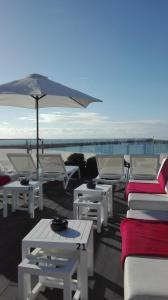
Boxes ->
[3,190,8,218]
[39,181,43,210]
[80,248,88,300]
[108,186,113,217]
[12,191,17,212]
[97,204,101,233]
[73,190,78,201]
[88,226,94,276]
[28,188,34,218]
[102,194,108,227]
[22,246,30,260]
[73,202,78,219]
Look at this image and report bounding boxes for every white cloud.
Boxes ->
[2,112,168,139]
[18,112,108,125]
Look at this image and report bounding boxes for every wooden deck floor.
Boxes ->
[0,179,127,300]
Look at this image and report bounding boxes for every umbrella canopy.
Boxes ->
[0,74,102,170]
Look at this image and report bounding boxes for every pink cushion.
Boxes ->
[158,159,168,189]
[0,175,11,186]
[120,218,168,268]
[125,182,165,200]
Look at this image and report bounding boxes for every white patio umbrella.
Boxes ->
[0,73,102,169]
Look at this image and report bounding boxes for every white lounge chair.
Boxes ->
[95,154,126,184]
[129,154,159,180]
[127,158,168,210]
[7,153,37,179]
[95,155,126,205]
[124,209,168,300]
[160,153,168,165]
[38,154,80,190]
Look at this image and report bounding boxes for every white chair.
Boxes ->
[95,155,126,204]
[124,209,168,300]
[39,154,80,190]
[96,154,126,182]
[18,248,80,300]
[7,153,37,179]
[160,153,168,165]
[129,154,159,180]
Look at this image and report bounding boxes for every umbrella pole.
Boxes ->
[35,97,39,173]
[33,94,45,179]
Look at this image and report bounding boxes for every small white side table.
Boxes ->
[3,180,43,218]
[74,183,113,217]
[73,195,106,233]
[22,219,93,300]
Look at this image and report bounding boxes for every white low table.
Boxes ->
[3,180,43,218]
[22,219,93,300]
[74,183,113,217]
[73,195,107,233]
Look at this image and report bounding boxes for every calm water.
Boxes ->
[1,138,168,155]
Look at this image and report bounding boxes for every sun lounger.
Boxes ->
[96,154,126,183]
[125,158,168,200]
[38,154,80,189]
[127,158,168,210]
[129,154,159,180]
[7,153,37,179]
[122,210,168,300]
[95,154,127,196]
[95,154,126,204]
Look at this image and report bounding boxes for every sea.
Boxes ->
[1,138,168,155]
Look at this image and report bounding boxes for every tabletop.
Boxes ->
[22,219,93,250]
[75,183,112,193]
[3,180,39,189]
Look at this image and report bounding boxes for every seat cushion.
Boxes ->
[158,158,168,190]
[127,209,168,220]
[120,218,168,267]
[0,175,11,186]
[124,256,168,300]
[125,182,165,200]
[128,193,168,210]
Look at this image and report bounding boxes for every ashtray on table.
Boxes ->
[51,217,68,232]
[87,180,96,189]
[20,179,29,185]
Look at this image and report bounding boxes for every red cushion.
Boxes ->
[125,181,165,200]
[0,175,11,186]
[120,218,168,268]
[158,159,168,189]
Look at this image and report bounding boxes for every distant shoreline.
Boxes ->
[0,138,168,152]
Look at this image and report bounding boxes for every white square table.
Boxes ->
[73,196,107,233]
[3,180,43,218]
[22,219,93,300]
[74,183,113,217]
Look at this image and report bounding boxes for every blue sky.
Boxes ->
[0,0,168,139]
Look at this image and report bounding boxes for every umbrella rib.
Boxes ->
[31,95,86,108]
[31,94,46,100]
[69,96,86,108]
